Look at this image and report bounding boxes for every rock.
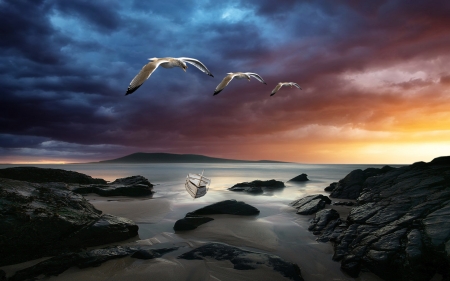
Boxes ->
[329,166,394,199]
[8,246,177,281]
[288,173,309,182]
[130,247,178,260]
[331,201,354,206]
[289,194,331,215]
[301,156,450,280]
[229,179,284,193]
[178,242,304,281]
[69,175,154,197]
[0,166,106,184]
[173,200,260,231]
[324,182,337,192]
[190,199,260,216]
[308,209,340,232]
[0,178,139,266]
[173,213,214,231]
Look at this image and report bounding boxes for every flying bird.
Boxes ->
[125,57,214,95]
[270,82,302,96]
[213,72,266,96]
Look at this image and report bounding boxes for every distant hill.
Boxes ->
[93,153,287,164]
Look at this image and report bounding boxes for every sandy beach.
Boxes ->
[1,190,383,281]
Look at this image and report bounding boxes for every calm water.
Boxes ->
[0,162,391,202]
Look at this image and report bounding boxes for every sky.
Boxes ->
[1,0,450,164]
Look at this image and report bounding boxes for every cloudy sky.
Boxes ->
[1,0,450,164]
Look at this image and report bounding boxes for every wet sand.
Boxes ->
[1,195,381,281]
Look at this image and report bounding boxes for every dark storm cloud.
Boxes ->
[1,0,450,162]
[52,0,122,32]
[0,0,68,65]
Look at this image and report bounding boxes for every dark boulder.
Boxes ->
[0,178,138,266]
[289,194,331,215]
[0,166,106,184]
[190,199,260,216]
[70,175,154,197]
[8,246,177,281]
[178,242,304,281]
[288,173,309,182]
[173,200,260,231]
[324,182,337,192]
[229,179,284,193]
[173,213,214,231]
[308,209,340,232]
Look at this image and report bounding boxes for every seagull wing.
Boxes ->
[125,59,168,95]
[292,83,302,90]
[178,57,214,77]
[246,72,267,84]
[270,83,284,96]
[213,74,235,96]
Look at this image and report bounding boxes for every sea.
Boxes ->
[1,163,396,280]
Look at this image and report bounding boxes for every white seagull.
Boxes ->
[213,72,266,95]
[126,57,214,95]
[270,82,302,96]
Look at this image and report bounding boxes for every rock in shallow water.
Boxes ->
[173,200,260,231]
[229,179,285,193]
[288,173,309,182]
[0,178,139,266]
[178,242,304,281]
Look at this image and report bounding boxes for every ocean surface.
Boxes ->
[1,163,395,280]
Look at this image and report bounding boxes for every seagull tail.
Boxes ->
[213,90,222,96]
[270,93,275,96]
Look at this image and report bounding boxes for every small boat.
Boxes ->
[185,170,211,198]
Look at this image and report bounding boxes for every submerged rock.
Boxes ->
[0,178,139,266]
[299,156,450,280]
[289,194,331,215]
[229,179,285,193]
[8,246,178,281]
[178,242,304,281]
[288,173,309,182]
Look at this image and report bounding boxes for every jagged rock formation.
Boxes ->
[0,178,138,266]
[300,156,450,281]
[289,194,331,215]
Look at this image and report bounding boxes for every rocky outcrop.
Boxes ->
[178,242,304,281]
[288,173,309,182]
[0,166,106,184]
[8,246,177,281]
[0,167,154,197]
[173,200,260,231]
[229,179,285,193]
[69,175,154,197]
[289,194,331,215]
[0,178,139,266]
[300,156,450,281]
[328,166,394,199]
